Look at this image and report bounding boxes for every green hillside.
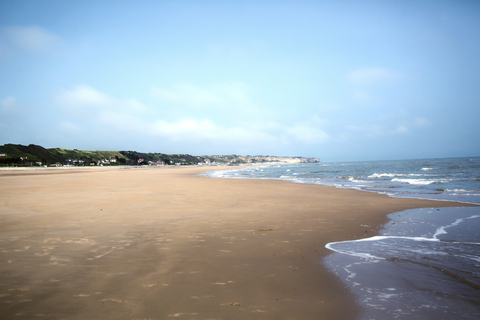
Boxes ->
[52,148,129,165]
[0,144,226,166]
[0,143,318,167]
[0,144,63,165]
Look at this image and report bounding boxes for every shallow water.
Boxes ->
[324,207,480,319]
[207,157,480,204]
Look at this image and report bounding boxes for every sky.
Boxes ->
[1,0,479,161]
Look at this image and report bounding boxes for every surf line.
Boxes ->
[325,214,480,259]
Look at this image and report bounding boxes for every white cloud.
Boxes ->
[124,98,148,113]
[394,125,409,134]
[3,25,62,53]
[414,117,432,127]
[285,125,329,144]
[58,121,83,134]
[344,124,384,137]
[149,118,280,147]
[346,68,404,106]
[52,85,157,142]
[54,85,111,109]
[284,116,329,144]
[0,96,17,113]
[0,96,19,130]
[387,118,432,136]
[149,82,275,129]
[0,96,30,133]
[51,84,333,154]
[151,83,221,107]
[352,90,378,104]
[0,96,24,121]
[1,96,16,106]
[151,119,216,137]
[347,67,401,86]
[53,85,150,123]
[150,82,250,109]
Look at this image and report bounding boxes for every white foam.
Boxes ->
[368,172,428,178]
[325,235,439,259]
[445,189,480,194]
[433,215,480,239]
[369,173,397,178]
[378,293,398,299]
[348,177,371,183]
[391,178,450,185]
[467,255,480,263]
[327,215,480,255]
[446,188,469,192]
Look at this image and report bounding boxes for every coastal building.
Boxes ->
[148,160,164,166]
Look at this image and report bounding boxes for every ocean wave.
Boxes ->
[391,178,449,185]
[368,173,425,178]
[339,176,370,183]
[368,173,397,178]
[325,235,439,259]
[445,188,478,193]
[204,157,480,204]
[348,177,371,183]
[432,215,480,240]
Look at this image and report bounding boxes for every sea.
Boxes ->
[205,157,480,319]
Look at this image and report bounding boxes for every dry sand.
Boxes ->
[0,166,475,319]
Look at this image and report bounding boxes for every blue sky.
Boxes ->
[1,0,479,161]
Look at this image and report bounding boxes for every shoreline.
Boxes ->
[0,166,476,319]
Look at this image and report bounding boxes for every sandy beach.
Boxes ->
[0,166,475,319]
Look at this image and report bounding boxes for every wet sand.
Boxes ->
[0,166,474,319]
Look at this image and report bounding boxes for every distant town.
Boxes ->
[0,144,319,167]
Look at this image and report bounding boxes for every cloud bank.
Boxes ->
[51,84,332,154]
